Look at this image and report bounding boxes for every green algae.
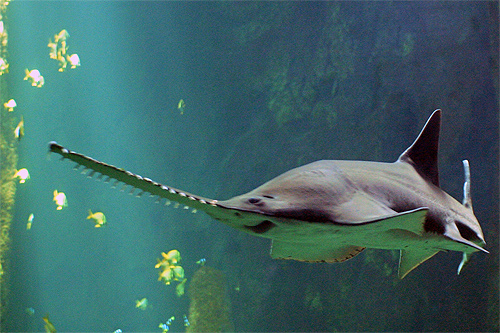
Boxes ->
[186,266,233,332]
[0,3,17,326]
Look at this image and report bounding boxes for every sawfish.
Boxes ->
[49,109,487,278]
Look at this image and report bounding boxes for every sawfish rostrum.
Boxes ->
[49,110,487,278]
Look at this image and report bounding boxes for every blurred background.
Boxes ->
[0,2,498,332]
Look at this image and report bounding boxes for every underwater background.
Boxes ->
[0,1,498,332]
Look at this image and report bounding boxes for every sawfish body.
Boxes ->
[49,110,487,278]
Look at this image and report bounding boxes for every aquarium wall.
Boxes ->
[1,1,498,332]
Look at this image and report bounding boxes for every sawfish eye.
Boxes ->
[248,195,275,206]
[248,198,261,204]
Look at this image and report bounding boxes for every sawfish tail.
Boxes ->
[48,141,219,213]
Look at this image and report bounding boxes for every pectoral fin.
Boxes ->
[333,192,396,223]
[336,207,429,236]
[334,194,428,237]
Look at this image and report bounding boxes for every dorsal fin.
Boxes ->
[397,109,441,187]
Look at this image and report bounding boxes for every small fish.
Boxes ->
[25,307,35,316]
[177,99,185,115]
[3,98,16,111]
[159,322,169,332]
[52,30,70,67]
[113,330,122,333]
[159,318,174,333]
[175,278,187,297]
[48,39,58,59]
[156,250,185,288]
[195,258,206,266]
[54,29,69,43]
[155,249,181,268]
[66,54,80,69]
[27,213,34,230]
[14,116,24,140]
[155,257,167,270]
[13,168,30,183]
[183,314,190,327]
[164,249,181,264]
[53,190,68,210]
[57,53,67,72]
[57,44,68,59]
[135,297,148,310]
[42,314,57,333]
[158,266,174,285]
[24,68,44,87]
[87,210,106,228]
[0,57,9,75]
[171,265,185,281]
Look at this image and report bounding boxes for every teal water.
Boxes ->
[3,2,498,332]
